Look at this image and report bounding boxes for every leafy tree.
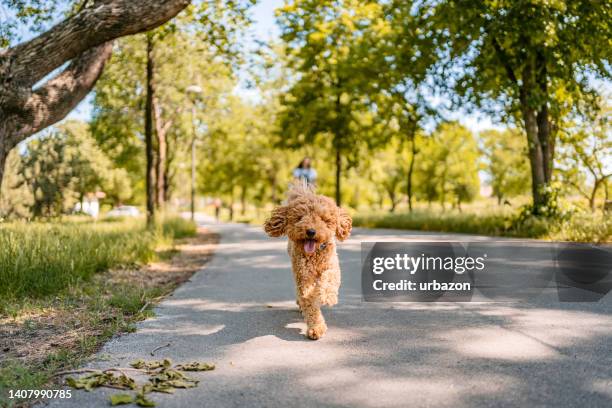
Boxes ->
[480,129,531,205]
[417,123,480,210]
[91,28,234,206]
[366,139,407,212]
[16,121,126,217]
[415,135,441,206]
[276,0,392,205]
[198,96,288,218]
[557,105,612,211]
[405,0,611,213]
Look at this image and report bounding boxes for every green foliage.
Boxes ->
[556,103,612,210]
[0,149,32,219]
[480,128,531,203]
[198,94,298,211]
[276,1,394,202]
[354,208,610,242]
[354,209,548,238]
[365,138,409,212]
[416,122,481,208]
[91,28,234,203]
[550,214,612,243]
[407,0,610,118]
[15,121,130,217]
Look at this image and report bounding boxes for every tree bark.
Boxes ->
[241,186,247,216]
[144,34,156,227]
[153,97,172,209]
[335,143,342,206]
[522,103,547,210]
[270,172,278,204]
[406,133,417,212]
[519,60,550,213]
[589,177,610,212]
[1,0,190,88]
[0,0,189,195]
[389,191,396,213]
[0,151,6,198]
[163,158,173,203]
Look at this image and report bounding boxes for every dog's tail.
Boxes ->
[287,179,315,202]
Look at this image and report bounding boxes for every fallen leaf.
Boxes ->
[176,362,215,372]
[134,395,156,407]
[110,393,134,405]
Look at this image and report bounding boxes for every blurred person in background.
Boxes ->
[293,157,317,186]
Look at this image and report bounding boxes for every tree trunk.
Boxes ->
[153,97,170,210]
[163,163,172,203]
[335,144,341,206]
[406,134,417,212]
[493,41,555,216]
[389,191,396,213]
[144,34,156,227]
[520,58,555,215]
[241,185,247,216]
[270,173,277,204]
[0,147,6,200]
[589,178,605,212]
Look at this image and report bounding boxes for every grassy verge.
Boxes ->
[0,216,214,407]
[353,210,611,243]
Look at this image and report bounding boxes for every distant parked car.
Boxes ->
[106,205,141,218]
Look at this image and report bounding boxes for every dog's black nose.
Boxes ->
[306,229,316,238]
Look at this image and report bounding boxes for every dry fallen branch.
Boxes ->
[150,343,171,356]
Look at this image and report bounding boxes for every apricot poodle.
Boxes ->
[264,183,352,340]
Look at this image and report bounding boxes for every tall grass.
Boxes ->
[160,215,197,239]
[0,217,196,300]
[353,209,611,242]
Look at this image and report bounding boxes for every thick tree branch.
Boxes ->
[15,42,114,142]
[3,0,190,87]
[490,35,518,86]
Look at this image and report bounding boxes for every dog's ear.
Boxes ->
[264,205,288,237]
[335,207,352,241]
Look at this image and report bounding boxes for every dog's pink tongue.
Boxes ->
[304,239,316,254]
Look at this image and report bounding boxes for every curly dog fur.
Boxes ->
[264,183,352,340]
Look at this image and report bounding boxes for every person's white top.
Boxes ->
[293,167,317,184]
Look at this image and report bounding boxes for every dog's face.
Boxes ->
[264,194,352,256]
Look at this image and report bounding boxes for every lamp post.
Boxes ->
[186,85,202,222]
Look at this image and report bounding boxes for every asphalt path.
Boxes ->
[46,219,612,408]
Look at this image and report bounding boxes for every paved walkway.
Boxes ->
[47,221,612,407]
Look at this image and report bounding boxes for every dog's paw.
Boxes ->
[307,324,327,340]
[322,293,338,306]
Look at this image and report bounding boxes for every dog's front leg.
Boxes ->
[299,291,327,340]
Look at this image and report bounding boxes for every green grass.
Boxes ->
[0,219,157,301]
[353,209,611,242]
[0,216,196,303]
[160,215,198,239]
[0,216,198,406]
